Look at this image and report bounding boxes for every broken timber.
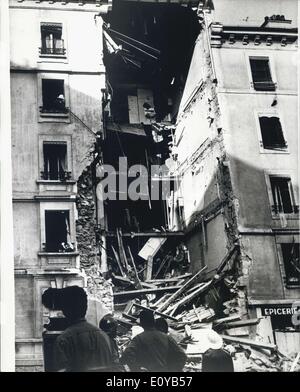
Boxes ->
[111,245,125,277]
[157,266,207,312]
[113,285,182,298]
[220,335,277,352]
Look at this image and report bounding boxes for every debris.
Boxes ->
[220,335,277,352]
[157,266,207,312]
[113,285,182,299]
[290,352,300,372]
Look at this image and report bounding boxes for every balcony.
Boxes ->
[271,204,299,215]
[39,105,69,115]
[40,170,72,182]
[42,242,75,254]
[39,39,66,56]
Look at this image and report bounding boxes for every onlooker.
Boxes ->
[53,286,112,372]
[120,310,187,372]
[99,314,119,364]
[155,317,169,334]
[201,330,234,372]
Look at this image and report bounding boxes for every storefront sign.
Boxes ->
[260,303,300,330]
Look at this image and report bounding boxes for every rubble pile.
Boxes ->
[107,239,300,372]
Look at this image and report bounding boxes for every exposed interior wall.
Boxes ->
[173,26,240,277]
[76,165,114,313]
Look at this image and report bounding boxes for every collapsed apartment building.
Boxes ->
[7,0,299,371]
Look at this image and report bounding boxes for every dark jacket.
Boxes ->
[120,328,187,372]
[202,348,234,372]
[54,319,112,372]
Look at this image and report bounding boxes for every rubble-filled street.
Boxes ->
[1,0,299,373]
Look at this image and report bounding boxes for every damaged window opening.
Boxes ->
[110,87,154,124]
[40,23,65,56]
[250,58,276,91]
[281,243,300,287]
[41,79,68,114]
[270,176,298,214]
[259,116,287,150]
[41,142,71,181]
[44,210,73,253]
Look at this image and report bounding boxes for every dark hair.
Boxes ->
[139,310,155,329]
[99,314,118,338]
[60,286,87,320]
[42,288,64,310]
[155,317,168,334]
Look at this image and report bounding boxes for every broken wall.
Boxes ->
[173,25,239,275]
[76,165,114,313]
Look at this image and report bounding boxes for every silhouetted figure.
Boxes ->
[99,314,119,364]
[201,330,234,372]
[120,310,186,372]
[52,286,112,372]
[155,317,169,334]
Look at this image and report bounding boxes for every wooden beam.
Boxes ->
[113,285,182,298]
[105,231,185,238]
[216,245,239,274]
[213,315,241,326]
[221,318,260,329]
[145,256,153,281]
[220,335,277,351]
[146,273,192,284]
[116,228,130,271]
[127,246,143,289]
[157,266,207,312]
[167,280,212,315]
[111,245,125,277]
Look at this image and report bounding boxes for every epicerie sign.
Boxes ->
[261,306,298,316]
[260,301,300,327]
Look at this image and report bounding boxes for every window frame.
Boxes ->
[246,53,277,92]
[38,19,68,62]
[38,135,72,181]
[39,202,76,254]
[265,171,299,219]
[37,73,70,123]
[276,240,300,289]
[254,110,289,154]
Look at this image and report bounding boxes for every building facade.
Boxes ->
[10,0,111,371]
[170,0,299,356]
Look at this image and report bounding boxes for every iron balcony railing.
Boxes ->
[40,170,72,181]
[39,105,69,114]
[42,242,75,253]
[40,39,66,55]
[271,204,299,214]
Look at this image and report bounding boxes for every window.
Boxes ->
[270,176,298,214]
[40,23,65,56]
[44,210,73,253]
[41,142,71,181]
[41,79,68,114]
[110,87,154,124]
[250,58,276,91]
[259,116,287,150]
[281,243,300,287]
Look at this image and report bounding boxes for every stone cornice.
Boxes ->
[210,23,298,48]
[10,0,112,13]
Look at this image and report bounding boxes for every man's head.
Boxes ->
[99,314,118,338]
[139,310,155,330]
[60,286,87,321]
[155,317,169,334]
